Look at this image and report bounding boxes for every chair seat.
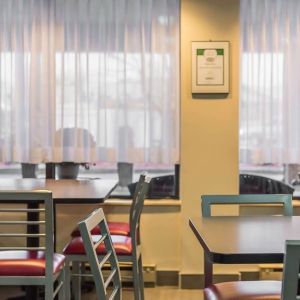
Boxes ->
[0,251,65,276]
[63,235,132,255]
[71,221,130,237]
[204,281,281,300]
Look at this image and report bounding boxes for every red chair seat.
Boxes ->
[0,251,65,276]
[204,281,281,300]
[71,221,130,237]
[63,235,132,255]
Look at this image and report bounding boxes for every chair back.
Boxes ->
[0,191,54,280]
[281,240,300,299]
[78,208,121,300]
[129,173,146,221]
[201,194,293,217]
[130,176,150,248]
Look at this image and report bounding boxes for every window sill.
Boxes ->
[104,198,182,207]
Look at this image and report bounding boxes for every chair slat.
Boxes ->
[98,251,112,269]
[0,208,45,213]
[53,280,64,298]
[104,268,117,289]
[0,233,45,237]
[0,221,45,225]
[109,287,119,300]
[93,234,107,250]
[0,246,46,251]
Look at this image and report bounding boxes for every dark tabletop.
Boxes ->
[189,216,300,264]
[0,178,118,203]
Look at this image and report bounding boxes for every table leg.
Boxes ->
[204,252,213,288]
[27,203,39,247]
[46,163,55,179]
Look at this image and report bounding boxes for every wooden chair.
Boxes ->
[201,194,293,217]
[64,175,150,300]
[71,173,146,237]
[0,191,65,299]
[204,239,300,299]
[77,207,121,299]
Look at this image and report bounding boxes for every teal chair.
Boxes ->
[201,194,293,217]
[202,194,294,300]
[0,191,65,299]
[64,175,150,300]
[204,239,300,299]
[78,208,122,300]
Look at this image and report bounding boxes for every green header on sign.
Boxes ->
[197,48,224,55]
[216,49,224,55]
[197,49,204,55]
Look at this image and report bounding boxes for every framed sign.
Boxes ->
[192,41,229,94]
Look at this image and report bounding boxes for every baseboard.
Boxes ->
[240,270,260,281]
[179,273,240,289]
[156,270,179,286]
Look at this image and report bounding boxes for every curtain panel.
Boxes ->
[240,0,300,165]
[0,0,179,165]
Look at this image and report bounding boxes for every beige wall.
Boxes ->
[180,0,240,274]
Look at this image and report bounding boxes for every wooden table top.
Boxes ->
[0,178,118,203]
[189,216,300,264]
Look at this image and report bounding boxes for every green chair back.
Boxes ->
[78,208,122,300]
[281,240,300,299]
[201,194,293,217]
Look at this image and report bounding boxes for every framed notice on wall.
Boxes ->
[192,41,229,94]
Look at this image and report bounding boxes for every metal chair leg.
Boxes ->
[45,283,54,300]
[138,255,145,300]
[65,259,71,300]
[132,258,141,300]
[72,261,82,300]
[58,267,66,300]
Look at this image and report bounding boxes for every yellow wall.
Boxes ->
[180,0,240,274]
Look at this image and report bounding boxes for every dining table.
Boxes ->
[189,215,300,288]
[0,178,118,300]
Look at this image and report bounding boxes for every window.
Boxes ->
[0,1,180,196]
[240,0,300,183]
[0,0,180,169]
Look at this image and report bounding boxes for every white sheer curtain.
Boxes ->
[240,0,300,165]
[0,0,179,165]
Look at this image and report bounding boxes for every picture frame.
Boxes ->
[191,41,229,94]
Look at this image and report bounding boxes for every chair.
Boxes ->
[77,207,122,299]
[204,239,300,299]
[0,191,65,299]
[64,175,150,300]
[201,194,293,300]
[71,173,146,237]
[239,173,294,195]
[201,194,293,217]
